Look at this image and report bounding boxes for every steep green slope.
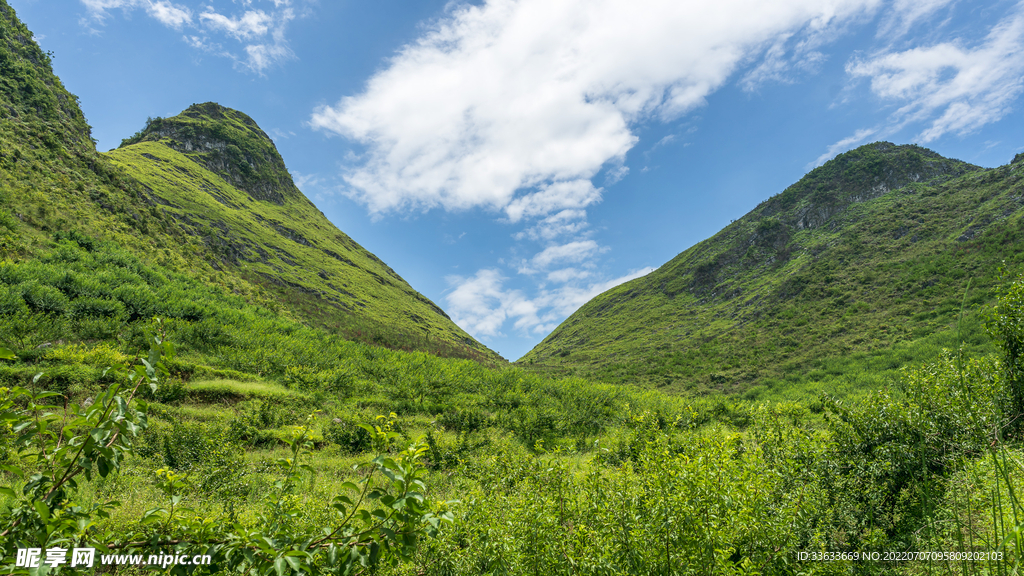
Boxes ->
[0,0,207,281]
[0,0,497,362]
[522,143,1024,395]
[106,104,496,361]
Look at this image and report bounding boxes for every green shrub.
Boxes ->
[437,407,490,433]
[18,281,68,315]
[0,284,27,315]
[70,316,122,341]
[68,296,126,319]
[158,421,239,471]
[176,316,231,350]
[112,283,156,321]
[324,415,373,454]
[156,288,206,321]
[988,274,1024,433]
[0,309,66,350]
[34,363,98,395]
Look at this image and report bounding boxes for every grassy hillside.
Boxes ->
[2,2,1023,574]
[521,143,1024,398]
[106,104,497,362]
[3,231,1023,576]
[0,0,497,362]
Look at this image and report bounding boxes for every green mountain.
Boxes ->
[0,1,497,362]
[106,103,496,360]
[521,143,1024,397]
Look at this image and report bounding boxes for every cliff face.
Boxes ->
[119,102,299,205]
[760,142,978,231]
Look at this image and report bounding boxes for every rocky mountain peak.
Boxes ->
[118,102,300,205]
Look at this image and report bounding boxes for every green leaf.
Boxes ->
[0,464,25,478]
[274,557,287,576]
[33,499,50,522]
[141,508,167,524]
[0,347,15,360]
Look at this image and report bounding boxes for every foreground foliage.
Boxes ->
[2,266,1023,575]
[0,335,451,575]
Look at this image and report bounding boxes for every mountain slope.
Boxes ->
[521,143,1024,394]
[0,0,498,363]
[106,103,496,360]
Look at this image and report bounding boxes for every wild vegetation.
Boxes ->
[1,0,1023,573]
[0,0,494,363]
[523,144,1024,401]
[1,233,1022,575]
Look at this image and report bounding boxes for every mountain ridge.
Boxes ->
[521,142,1024,397]
[107,104,496,360]
[0,0,498,362]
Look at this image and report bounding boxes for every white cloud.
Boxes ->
[81,0,136,14]
[291,171,322,190]
[512,209,590,241]
[268,128,297,140]
[876,0,955,39]
[528,240,605,271]
[148,1,192,28]
[650,134,677,151]
[810,127,877,167]
[604,165,629,185]
[81,0,192,28]
[544,266,655,317]
[79,0,297,73]
[444,269,526,337]
[445,266,655,339]
[546,267,591,283]
[200,9,272,40]
[848,5,1024,142]
[311,0,882,218]
[198,6,296,73]
[504,180,602,222]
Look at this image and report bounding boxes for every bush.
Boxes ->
[176,317,231,350]
[324,416,372,454]
[0,309,66,350]
[157,288,206,321]
[988,274,1024,433]
[54,271,109,300]
[44,342,129,367]
[437,407,490,434]
[18,281,68,315]
[0,284,27,315]
[157,420,240,471]
[112,284,156,322]
[34,364,99,395]
[70,316,122,341]
[68,296,126,319]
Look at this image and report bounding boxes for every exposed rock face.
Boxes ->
[119,102,299,205]
[769,142,979,232]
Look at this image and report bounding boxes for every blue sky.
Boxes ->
[13,0,1024,360]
